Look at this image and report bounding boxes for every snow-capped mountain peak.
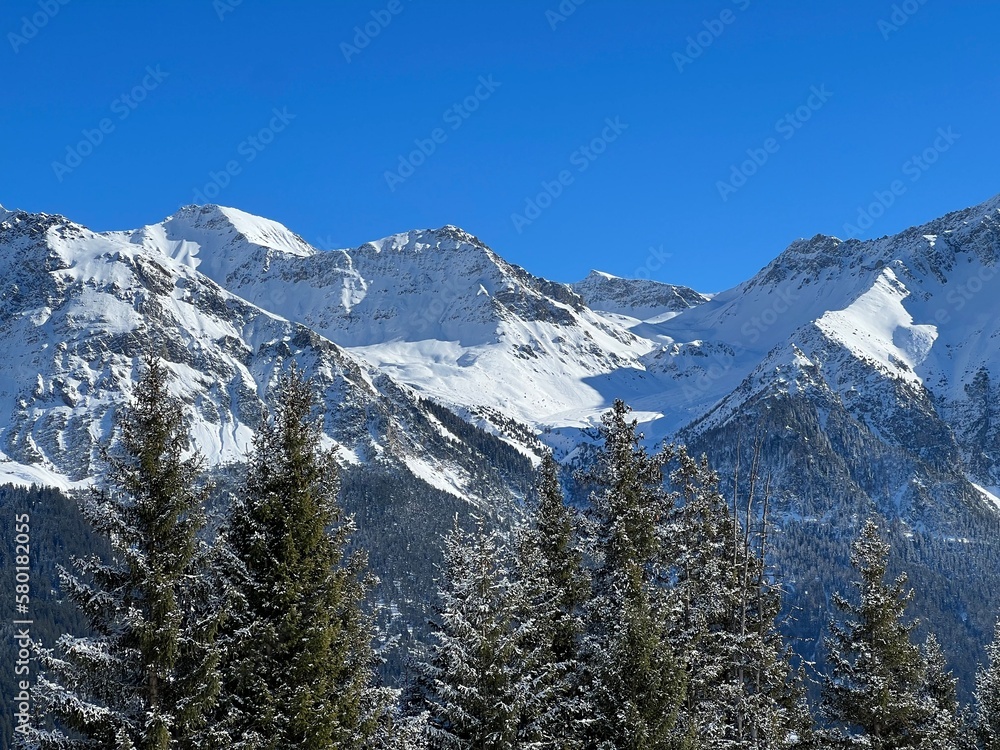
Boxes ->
[0,204,543,503]
[115,203,317,276]
[6,193,1000,503]
[169,204,316,257]
[571,269,709,321]
[360,225,490,256]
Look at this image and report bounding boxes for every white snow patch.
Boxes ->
[403,455,467,499]
[972,482,1000,510]
[815,268,936,385]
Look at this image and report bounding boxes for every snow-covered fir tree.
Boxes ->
[221,366,388,749]
[580,399,688,750]
[515,452,591,748]
[21,354,223,749]
[821,519,960,750]
[920,634,961,749]
[976,620,1000,750]
[379,712,431,750]
[418,516,527,750]
[662,447,811,749]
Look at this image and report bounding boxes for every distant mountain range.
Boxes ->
[3,194,1000,692]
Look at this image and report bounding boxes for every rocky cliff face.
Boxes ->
[571,269,708,320]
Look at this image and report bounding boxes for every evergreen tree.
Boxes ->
[529,453,589,668]
[920,635,961,750]
[662,447,810,749]
[581,400,687,750]
[379,712,430,750]
[419,516,526,750]
[976,620,1000,750]
[222,365,386,748]
[23,354,222,749]
[516,452,590,748]
[821,519,959,750]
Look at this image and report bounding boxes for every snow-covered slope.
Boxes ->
[656,198,1000,425]
[0,208,533,502]
[342,227,663,431]
[628,194,1000,546]
[123,209,657,435]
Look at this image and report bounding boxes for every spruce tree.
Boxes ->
[516,452,590,748]
[920,635,960,750]
[821,519,959,750]
[24,354,222,749]
[581,400,687,750]
[976,620,1000,750]
[662,447,810,749]
[530,453,589,668]
[222,365,386,748]
[419,516,526,750]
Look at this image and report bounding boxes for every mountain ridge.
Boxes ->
[5,192,1000,697]
[0,207,535,507]
[5,192,1000,494]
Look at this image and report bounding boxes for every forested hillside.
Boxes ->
[6,362,1000,748]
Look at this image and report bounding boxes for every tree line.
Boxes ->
[15,357,1000,749]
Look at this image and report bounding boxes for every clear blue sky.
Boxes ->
[3,0,998,292]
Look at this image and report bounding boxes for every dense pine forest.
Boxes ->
[6,357,1000,749]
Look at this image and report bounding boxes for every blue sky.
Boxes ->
[3,0,998,291]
